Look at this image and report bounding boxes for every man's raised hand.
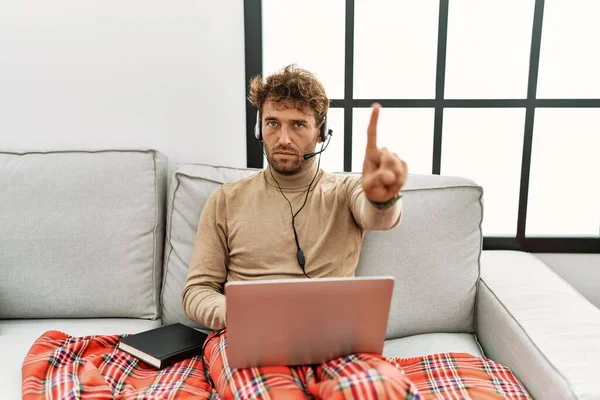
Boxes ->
[361,103,408,203]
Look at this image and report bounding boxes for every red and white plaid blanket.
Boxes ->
[22,330,531,399]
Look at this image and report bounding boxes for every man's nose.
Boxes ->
[278,125,292,144]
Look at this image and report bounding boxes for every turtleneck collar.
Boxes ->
[264,159,322,192]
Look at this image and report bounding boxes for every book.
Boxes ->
[118,323,209,369]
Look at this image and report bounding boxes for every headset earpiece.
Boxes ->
[318,117,328,143]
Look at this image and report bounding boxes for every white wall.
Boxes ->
[0,0,247,169]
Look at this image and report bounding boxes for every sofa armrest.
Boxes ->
[477,250,600,400]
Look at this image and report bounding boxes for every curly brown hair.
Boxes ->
[248,64,330,125]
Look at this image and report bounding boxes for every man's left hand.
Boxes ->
[361,103,408,203]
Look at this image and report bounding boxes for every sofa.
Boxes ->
[1,149,599,399]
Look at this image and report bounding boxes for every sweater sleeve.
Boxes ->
[182,186,228,330]
[347,176,403,231]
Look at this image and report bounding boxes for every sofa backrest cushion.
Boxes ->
[161,164,482,338]
[0,149,167,319]
[356,174,482,337]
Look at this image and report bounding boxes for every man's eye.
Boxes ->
[266,121,278,127]
[294,122,305,128]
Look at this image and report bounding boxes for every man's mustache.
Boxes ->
[272,147,298,155]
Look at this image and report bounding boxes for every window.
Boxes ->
[353,1,439,99]
[526,109,600,237]
[444,0,535,99]
[536,0,600,99]
[352,108,434,175]
[262,0,346,99]
[441,108,525,236]
[245,0,600,253]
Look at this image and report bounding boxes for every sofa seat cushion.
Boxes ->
[0,318,162,399]
[384,332,484,359]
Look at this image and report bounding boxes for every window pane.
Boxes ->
[262,0,345,99]
[441,108,526,236]
[526,109,600,237]
[445,0,535,99]
[262,108,345,173]
[537,1,600,98]
[354,0,439,99]
[352,108,434,174]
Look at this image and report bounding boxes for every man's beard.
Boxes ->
[265,142,316,175]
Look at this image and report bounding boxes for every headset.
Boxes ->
[254,110,330,143]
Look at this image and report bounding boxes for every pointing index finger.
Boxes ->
[367,103,381,151]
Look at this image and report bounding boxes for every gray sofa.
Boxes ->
[1,149,599,399]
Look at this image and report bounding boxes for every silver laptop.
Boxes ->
[224,276,394,369]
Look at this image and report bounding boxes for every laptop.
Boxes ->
[224,276,394,369]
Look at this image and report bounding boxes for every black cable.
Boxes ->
[264,136,329,277]
[269,164,317,278]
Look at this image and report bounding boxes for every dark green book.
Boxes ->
[118,323,209,369]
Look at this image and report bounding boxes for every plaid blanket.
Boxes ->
[22,330,531,399]
[22,331,217,400]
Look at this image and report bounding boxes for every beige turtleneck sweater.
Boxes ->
[181,161,403,330]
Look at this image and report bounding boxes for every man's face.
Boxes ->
[261,100,322,175]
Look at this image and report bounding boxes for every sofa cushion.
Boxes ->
[161,164,482,338]
[0,149,167,319]
[356,173,483,338]
[383,333,484,359]
[0,318,162,400]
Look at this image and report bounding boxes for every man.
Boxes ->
[182,65,416,399]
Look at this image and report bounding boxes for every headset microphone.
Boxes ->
[303,130,333,160]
